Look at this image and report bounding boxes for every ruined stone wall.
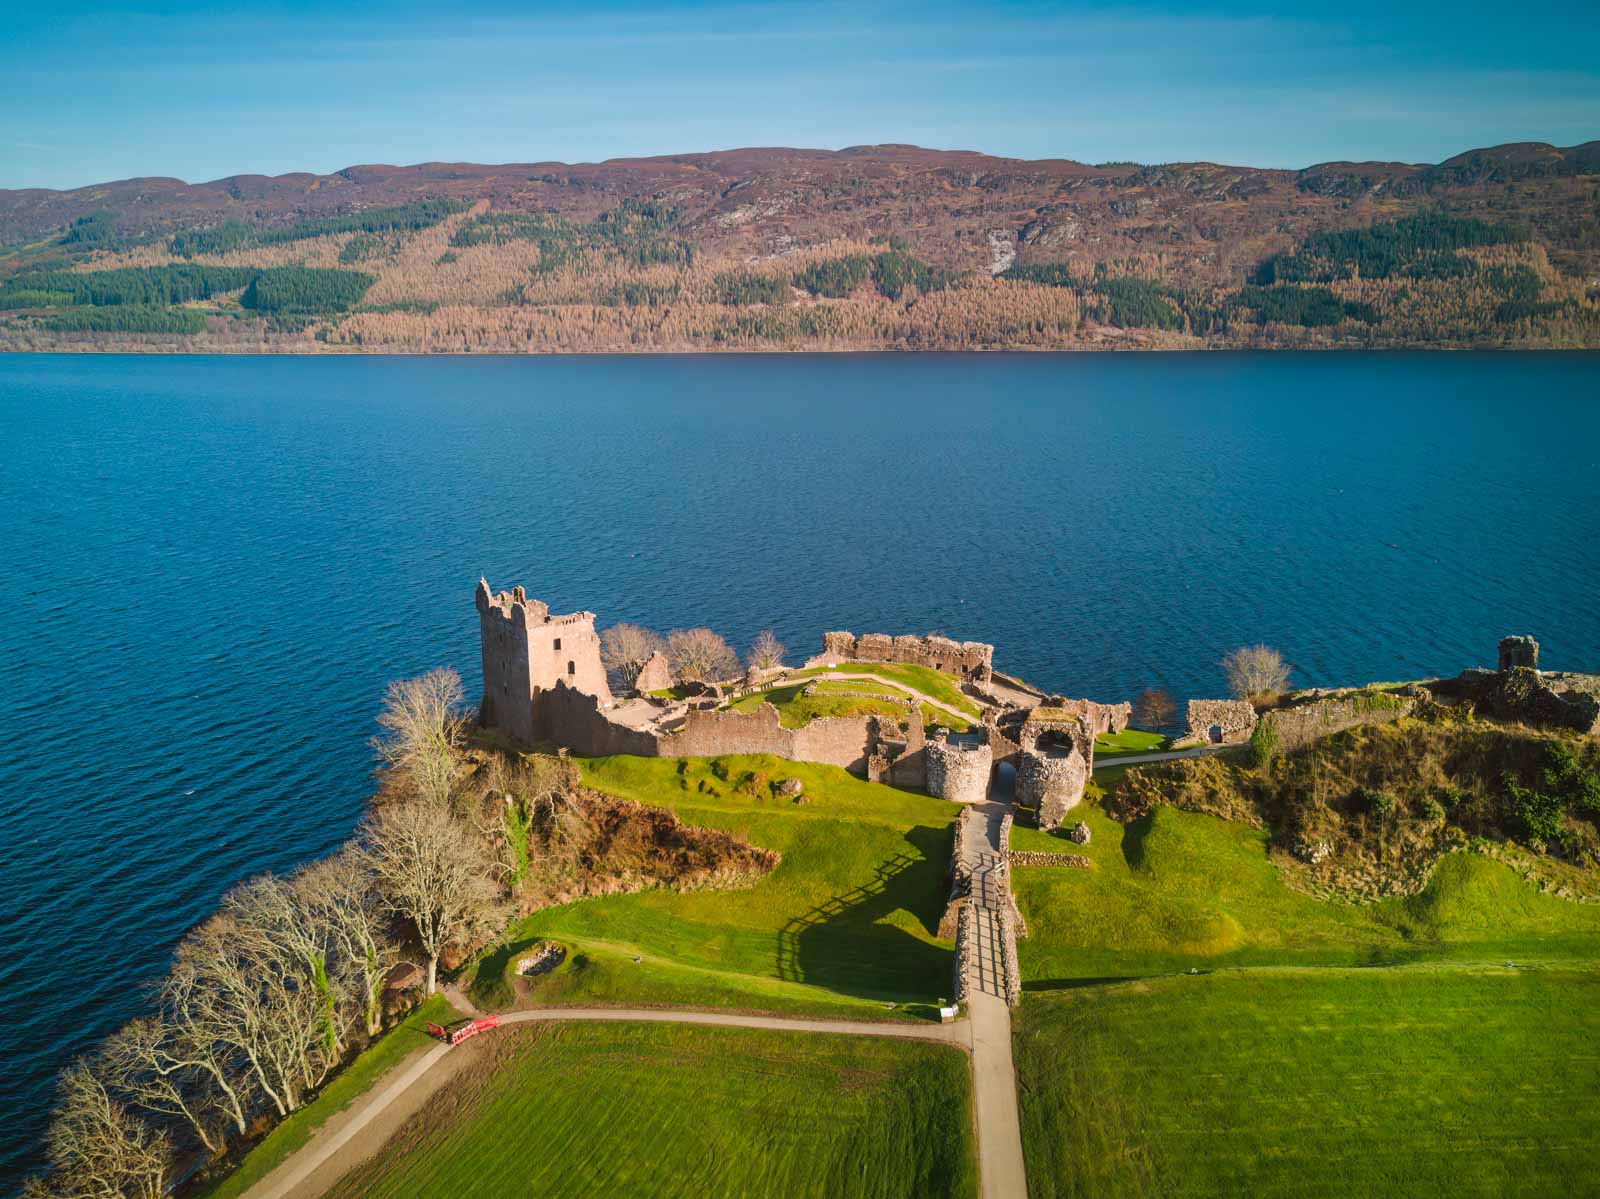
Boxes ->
[1468,667,1600,735]
[1256,692,1417,755]
[532,681,661,758]
[1008,850,1092,868]
[926,737,992,804]
[1017,746,1088,830]
[1184,699,1258,745]
[634,651,672,693]
[818,630,994,682]
[1037,698,1131,736]
[667,703,872,771]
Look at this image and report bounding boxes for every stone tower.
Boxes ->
[476,579,614,743]
[1498,635,1539,672]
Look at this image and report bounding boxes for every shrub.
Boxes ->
[1419,797,1447,823]
[1505,774,1565,843]
[1354,786,1398,818]
[1437,784,1467,812]
[1249,720,1279,768]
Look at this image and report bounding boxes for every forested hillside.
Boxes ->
[1,141,1596,351]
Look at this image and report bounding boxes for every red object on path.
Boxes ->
[428,1016,500,1046]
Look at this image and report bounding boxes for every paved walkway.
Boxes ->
[1094,744,1225,769]
[959,788,1029,1199]
[243,1007,970,1199]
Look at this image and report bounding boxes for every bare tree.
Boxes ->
[167,901,336,1119]
[372,668,468,806]
[363,798,500,995]
[293,850,396,1039]
[40,1061,170,1199]
[155,971,253,1141]
[600,623,665,691]
[667,627,740,683]
[99,1018,229,1156]
[745,629,786,675]
[1222,645,1291,702]
[1134,687,1177,732]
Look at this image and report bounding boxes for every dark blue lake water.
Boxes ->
[2,351,1598,1182]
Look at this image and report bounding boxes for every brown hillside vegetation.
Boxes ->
[2,140,1597,351]
[1113,717,1600,902]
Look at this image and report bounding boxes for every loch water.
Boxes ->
[2,350,1598,1183]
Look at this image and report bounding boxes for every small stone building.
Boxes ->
[1183,698,1257,745]
[1498,635,1539,672]
[926,732,992,804]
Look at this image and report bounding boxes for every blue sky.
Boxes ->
[3,0,1597,190]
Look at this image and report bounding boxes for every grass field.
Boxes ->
[1015,964,1600,1198]
[1092,728,1168,758]
[1010,802,1600,982]
[324,1022,977,1199]
[791,662,983,718]
[468,753,960,1016]
[727,680,972,732]
[196,994,462,1199]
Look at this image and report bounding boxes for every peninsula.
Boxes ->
[23,579,1600,1198]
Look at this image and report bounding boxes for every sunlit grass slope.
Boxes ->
[325,1022,977,1199]
[1015,965,1600,1198]
[1011,802,1600,981]
[470,754,959,1015]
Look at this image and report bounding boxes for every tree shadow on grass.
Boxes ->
[1120,810,1156,871]
[775,824,954,1003]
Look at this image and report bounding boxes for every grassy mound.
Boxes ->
[468,754,959,1016]
[325,1022,976,1199]
[1093,728,1169,758]
[791,662,983,718]
[1015,965,1600,1198]
[728,679,971,733]
[1010,802,1600,982]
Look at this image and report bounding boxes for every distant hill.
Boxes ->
[2,140,1596,352]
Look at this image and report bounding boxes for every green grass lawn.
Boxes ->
[324,1021,977,1199]
[1011,802,1600,982]
[196,994,462,1199]
[791,662,983,718]
[1015,964,1600,1198]
[727,680,971,733]
[1092,728,1169,758]
[468,754,960,1016]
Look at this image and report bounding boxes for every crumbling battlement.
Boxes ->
[476,579,613,742]
[819,631,994,683]
[1499,635,1540,672]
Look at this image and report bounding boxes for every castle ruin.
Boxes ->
[474,579,1134,812]
[476,579,613,744]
